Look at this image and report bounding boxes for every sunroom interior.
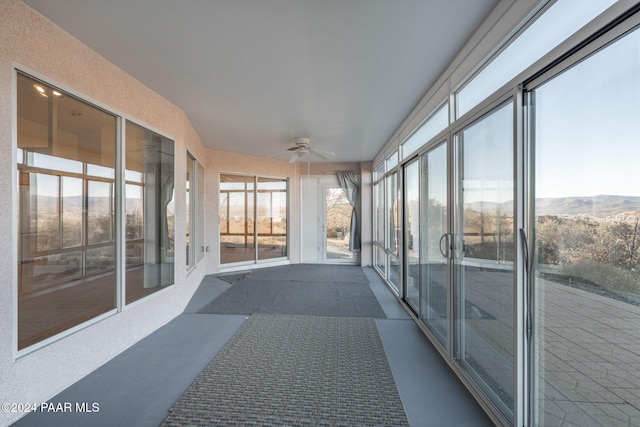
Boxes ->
[2,0,640,426]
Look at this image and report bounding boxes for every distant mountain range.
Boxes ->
[467,195,640,215]
[27,195,143,212]
[536,195,640,215]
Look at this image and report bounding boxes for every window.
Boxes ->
[16,72,178,350]
[373,163,385,181]
[386,150,398,170]
[456,0,616,118]
[257,177,287,260]
[373,180,385,246]
[186,152,204,270]
[219,174,288,265]
[17,73,117,350]
[125,121,175,304]
[401,103,448,160]
[531,24,640,427]
[386,172,400,293]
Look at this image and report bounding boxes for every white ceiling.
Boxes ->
[23,0,498,163]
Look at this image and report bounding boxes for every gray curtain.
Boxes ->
[336,170,361,251]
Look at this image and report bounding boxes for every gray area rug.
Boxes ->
[199,265,386,318]
[162,314,410,426]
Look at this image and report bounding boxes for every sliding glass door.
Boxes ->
[404,159,420,310]
[454,102,515,421]
[420,142,449,347]
[530,24,640,427]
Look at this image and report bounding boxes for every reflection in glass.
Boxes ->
[186,154,191,268]
[455,102,514,420]
[257,178,287,260]
[220,174,255,264]
[375,246,386,277]
[387,172,398,254]
[374,181,385,246]
[404,160,420,310]
[34,173,60,251]
[387,172,400,292]
[420,143,448,346]
[185,152,205,268]
[87,180,113,245]
[125,121,175,304]
[388,255,400,291]
[17,73,117,350]
[533,26,640,427]
[62,177,82,248]
[196,162,205,263]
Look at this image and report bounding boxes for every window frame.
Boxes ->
[14,68,178,356]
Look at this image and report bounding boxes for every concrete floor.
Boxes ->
[12,266,493,427]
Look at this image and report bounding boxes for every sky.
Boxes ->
[535,24,640,199]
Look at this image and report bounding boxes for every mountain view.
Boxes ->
[467,195,640,216]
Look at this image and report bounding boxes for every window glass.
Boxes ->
[374,180,385,245]
[401,103,448,160]
[386,172,398,255]
[220,174,287,265]
[420,143,448,346]
[375,245,387,277]
[404,159,420,310]
[455,102,515,420]
[17,73,117,350]
[196,162,205,263]
[87,180,114,245]
[62,176,83,248]
[532,25,640,427]
[125,121,175,304]
[386,150,398,170]
[186,154,192,269]
[257,177,288,260]
[457,0,616,117]
[29,152,83,174]
[374,163,385,181]
[87,163,114,179]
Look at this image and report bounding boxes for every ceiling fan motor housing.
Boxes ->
[294,137,311,147]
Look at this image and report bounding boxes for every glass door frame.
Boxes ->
[430,138,454,356]
[321,183,357,265]
[402,155,421,313]
[448,91,527,427]
[523,13,640,426]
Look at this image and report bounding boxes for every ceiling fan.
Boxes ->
[286,137,335,163]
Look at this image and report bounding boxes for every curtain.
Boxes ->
[336,170,361,251]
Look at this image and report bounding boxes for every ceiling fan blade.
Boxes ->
[308,149,333,162]
[288,152,299,163]
[287,146,303,151]
[311,147,335,156]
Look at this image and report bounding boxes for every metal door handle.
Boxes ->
[439,233,451,258]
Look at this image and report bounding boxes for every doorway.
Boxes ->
[322,185,356,263]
